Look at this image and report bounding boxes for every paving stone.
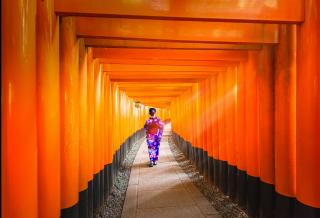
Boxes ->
[137,188,194,209]
[136,205,205,218]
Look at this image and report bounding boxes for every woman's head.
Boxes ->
[149,108,156,116]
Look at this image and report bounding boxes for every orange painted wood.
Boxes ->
[99,58,238,67]
[191,84,198,146]
[76,17,278,44]
[205,79,213,156]
[258,46,275,185]
[36,0,60,217]
[107,77,114,164]
[195,83,201,149]
[110,78,205,83]
[245,51,259,178]
[104,64,226,72]
[104,75,111,165]
[55,0,303,23]
[235,63,246,171]
[2,0,37,216]
[225,68,236,166]
[210,75,219,160]
[93,48,248,61]
[274,24,297,198]
[37,0,60,216]
[85,38,262,50]
[107,71,222,81]
[100,72,105,171]
[199,80,205,152]
[87,48,95,181]
[217,72,227,161]
[296,0,320,208]
[79,39,89,192]
[126,90,185,96]
[94,63,102,174]
[60,17,80,208]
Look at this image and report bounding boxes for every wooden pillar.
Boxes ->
[206,78,214,184]
[258,45,275,217]
[202,80,209,177]
[60,17,80,217]
[86,48,94,218]
[245,51,260,217]
[210,75,220,187]
[275,24,297,218]
[93,62,102,211]
[217,72,227,193]
[37,0,60,217]
[36,0,61,217]
[99,70,105,205]
[296,0,320,216]
[79,39,89,218]
[225,67,237,200]
[2,0,37,217]
[104,75,112,198]
[236,62,247,207]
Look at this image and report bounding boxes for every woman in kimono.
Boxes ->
[144,108,164,167]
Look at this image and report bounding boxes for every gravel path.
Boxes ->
[96,138,144,218]
[168,136,249,218]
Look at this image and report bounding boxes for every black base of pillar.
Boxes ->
[61,203,79,218]
[88,180,93,218]
[192,147,197,164]
[219,161,228,194]
[99,169,104,205]
[227,165,237,200]
[237,169,247,208]
[213,158,220,187]
[275,193,295,218]
[208,156,214,184]
[79,189,88,218]
[187,142,193,161]
[295,200,320,218]
[104,164,111,197]
[195,147,200,170]
[93,173,100,212]
[198,148,204,173]
[116,149,121,173]
[203,150,209,179]
[246,175,260,218]
[259,181,275,218]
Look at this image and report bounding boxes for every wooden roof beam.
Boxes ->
[55,0,303,23]
[103,64,226,72]
[85,39,262,50]
[99,59,238,67]
[93,48,248,61]
[76,17,279,44]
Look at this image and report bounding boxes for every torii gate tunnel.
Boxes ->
[2,0,320,218]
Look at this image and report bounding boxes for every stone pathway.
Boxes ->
[121,124,222,218]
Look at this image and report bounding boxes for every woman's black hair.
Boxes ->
[149,107,156,115]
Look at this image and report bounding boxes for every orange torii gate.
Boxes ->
[2,0,320,218]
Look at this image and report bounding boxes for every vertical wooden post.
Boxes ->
[245,51,260,217]
[60,17,80,217]
[258,45,275,217]
[275,24,297,218]
[2,0,37,217]
[79,39,89,218]
[296,0,320,215]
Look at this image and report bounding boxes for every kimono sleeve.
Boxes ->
[144,119,149,131]
[158,120,164,137]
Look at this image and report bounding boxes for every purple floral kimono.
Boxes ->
[144,117,164,163]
